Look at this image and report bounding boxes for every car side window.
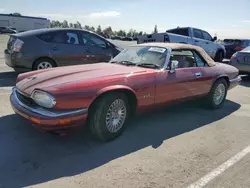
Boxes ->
[51,31,79,45]
[37,32,55,43]
[167,28,189,37]
[170,50,196,68]
[202,31,212,41]
[89,34,107,48]
[193,29,203,39]
[193,51,207,67]
[80,32,107,48]
[244,40,250,47]
[66,32,79,44]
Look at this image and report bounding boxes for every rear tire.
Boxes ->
[205,79,228,109]
[215,51,224,62]
[89,92,129,141]
[33,58,56,70]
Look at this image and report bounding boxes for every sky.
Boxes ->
[1,0,250,38]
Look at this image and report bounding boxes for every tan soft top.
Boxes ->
[136,42,216,66]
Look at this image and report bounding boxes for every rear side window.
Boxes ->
[167,28,189,36]
[193,29,203,39]
[37,32,55,43]
[37,31,80,45]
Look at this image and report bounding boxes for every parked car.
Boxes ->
[229,46,250,74]
[4,28,123,72]
[111,36,122,40]
[0,27,17,34]
[10,43,241,141]
[137,27,226,62]
[222,39,250,59]
[121,37,133,41]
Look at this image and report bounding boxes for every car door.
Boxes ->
[155,50,205,104]
[79,31,114,63]
[192,29,207,51]
[200,30,217,58]
[49,30,89,67]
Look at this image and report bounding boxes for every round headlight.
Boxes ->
[31,90,56,108]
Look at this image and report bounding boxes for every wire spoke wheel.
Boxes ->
[213,83,226,105]
[105,99,127,133]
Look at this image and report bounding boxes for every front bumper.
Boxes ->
[10,87,88,130]
[228,76,242,90]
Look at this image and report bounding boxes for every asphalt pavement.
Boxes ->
[0,35,250,188]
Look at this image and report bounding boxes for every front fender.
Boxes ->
[91,85,136,103]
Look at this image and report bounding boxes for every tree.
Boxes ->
[153,25,158,33]
[90,26,95,32]
[69,23,73,28]
[117,30,126,37]
[138,31,143,36]
[103,26,113,38]
[12,12,22,16]
[62,20,69,28]
[76,21,82,29]
[84,25,91,31]
[96,25,102,34]
[49,20,56,28]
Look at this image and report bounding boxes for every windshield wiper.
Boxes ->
[110,61,137,66]
[137,63,161,69]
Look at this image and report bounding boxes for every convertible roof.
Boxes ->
[136,42,216,66]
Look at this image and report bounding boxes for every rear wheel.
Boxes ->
[89,92,129,141]
[205,79,228,109]
[33,58,56,70]
[215,51,224,62]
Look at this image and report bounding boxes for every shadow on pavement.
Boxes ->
[0,71,18,87]
[0,100,241,188]
[240,75,250,87]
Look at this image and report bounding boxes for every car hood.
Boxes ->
[16,63,148,95]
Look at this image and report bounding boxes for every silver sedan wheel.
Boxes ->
[213,83,226,105]
[37,62,53,70]
[105,99,127,133]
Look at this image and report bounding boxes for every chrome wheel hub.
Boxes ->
[37,62,52,70]
[213,83,226,105]
[106,99,127,133]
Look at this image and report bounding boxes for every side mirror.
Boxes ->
[212,36,217,41]
[169,60,178,73]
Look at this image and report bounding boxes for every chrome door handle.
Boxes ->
[195,72,202,78]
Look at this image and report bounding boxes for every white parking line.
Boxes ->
[187,145,250,188]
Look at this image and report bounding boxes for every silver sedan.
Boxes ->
[230,46,250,74]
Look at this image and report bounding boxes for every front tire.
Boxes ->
[215,51,224,62]
[206,79,228,109]
[89,92,129,141]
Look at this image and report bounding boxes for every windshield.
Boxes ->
[110,46,168,69]
[242,46,250,52]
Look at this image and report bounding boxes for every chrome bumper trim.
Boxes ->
[230,76,242,82]
[12,87,88,118]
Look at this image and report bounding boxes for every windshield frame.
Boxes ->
[110,45,171,70]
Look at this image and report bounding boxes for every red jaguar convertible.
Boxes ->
[10,43,241,141]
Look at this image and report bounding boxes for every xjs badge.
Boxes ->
[27,76,37,80]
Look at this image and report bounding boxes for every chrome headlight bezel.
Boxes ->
[31,90,56,109]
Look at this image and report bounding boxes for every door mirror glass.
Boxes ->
[212,36,217,41]
[169,60,178,73]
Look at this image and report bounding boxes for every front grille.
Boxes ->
[16,90,37,107]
